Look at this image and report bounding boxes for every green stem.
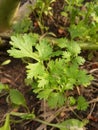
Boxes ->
[10,111,65,129]
[34,118,65,129]
[79,42,98,50]
[47,36,98,50]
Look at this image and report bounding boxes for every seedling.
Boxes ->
[8,34,93,109]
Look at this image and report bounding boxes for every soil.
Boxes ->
[0,0,98,130]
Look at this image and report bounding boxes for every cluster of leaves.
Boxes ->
[8,34,93,109]
[12,17,33,34]
[31,0,56,31]
[32,0,56,16]
[62,0,98,43]
[26,0,98,44]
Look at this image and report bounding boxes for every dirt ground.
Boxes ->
[0,0,98,130]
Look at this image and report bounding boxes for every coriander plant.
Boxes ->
[62,0,98,43]
[32,0,56,32]
[8,34,93,108]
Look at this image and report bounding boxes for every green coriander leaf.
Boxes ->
[26,62,45,79]
[8,34,39,60]
[69,96,76,105]
[36,39,52,60]
[62,51,71,62]
[65,79,76,90]
[73,56,85,65]
[77,96,89,111]
[38,78,49,88]
[37,89,52,99]
[51,50,63,57]
[48,59,65,74]
[48,59,66,86]
[12,17,32,33]
[77,70,93,86]
[48,92,65,108]
[65,64,79,80]
[67,41,81,56]
[69,23,88,39]
[56,38,68,48]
